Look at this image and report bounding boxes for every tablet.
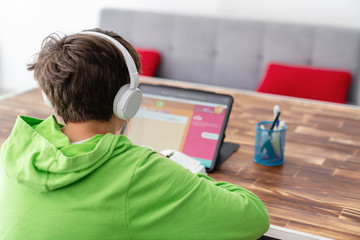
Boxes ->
[126,83,233,172]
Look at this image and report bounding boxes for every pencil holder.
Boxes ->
[254,121,287,166]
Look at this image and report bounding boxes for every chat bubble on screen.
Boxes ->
[201,132,219,140]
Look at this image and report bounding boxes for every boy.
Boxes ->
[0,28,269,239]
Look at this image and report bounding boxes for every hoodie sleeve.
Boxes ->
[125,149,269,240]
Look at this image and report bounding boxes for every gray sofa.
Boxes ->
[100,8,360,105]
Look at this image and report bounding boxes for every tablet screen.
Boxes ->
[126,84,233,171]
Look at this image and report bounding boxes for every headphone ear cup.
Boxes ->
[42,91,52,108]
[113,84,142,120]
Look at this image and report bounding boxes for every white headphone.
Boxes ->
[42,31,142,120]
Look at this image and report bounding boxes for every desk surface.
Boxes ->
[1,77,359,239]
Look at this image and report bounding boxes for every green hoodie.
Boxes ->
[0,115,269,240]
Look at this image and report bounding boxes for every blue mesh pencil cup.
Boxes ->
[254,121,287,166]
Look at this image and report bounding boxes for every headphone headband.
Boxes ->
[78,31,139,90]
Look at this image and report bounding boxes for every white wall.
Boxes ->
[0,0,359,93]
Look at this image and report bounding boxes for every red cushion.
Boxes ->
[256,62,352,103]
[135,48,161,76]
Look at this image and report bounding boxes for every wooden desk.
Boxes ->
[1,77,359,239]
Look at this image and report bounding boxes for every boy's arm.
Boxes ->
[126,150,269,240]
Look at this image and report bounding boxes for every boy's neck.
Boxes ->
[61,116,126,143]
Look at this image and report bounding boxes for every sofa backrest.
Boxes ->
[100,8,360,105]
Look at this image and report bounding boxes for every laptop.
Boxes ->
[125,83,234,172]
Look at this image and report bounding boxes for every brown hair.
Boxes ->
[28,28,141,123]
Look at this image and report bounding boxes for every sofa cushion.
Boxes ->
[256,62,352,103]
[135,48,161,76]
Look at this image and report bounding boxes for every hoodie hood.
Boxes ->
[0,115,131,193]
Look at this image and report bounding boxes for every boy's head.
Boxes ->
[28,28,141,123]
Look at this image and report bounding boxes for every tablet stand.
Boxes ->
[213,141,240,171]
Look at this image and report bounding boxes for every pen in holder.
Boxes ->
[254,121,287,166]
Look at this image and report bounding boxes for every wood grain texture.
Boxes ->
[1,77,360,239]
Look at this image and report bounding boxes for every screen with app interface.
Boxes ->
[126,84,232,169]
